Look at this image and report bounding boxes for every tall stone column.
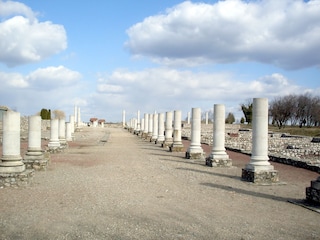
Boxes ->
[157,113,165,144]
[151,113,158,142]
[186,108,204,160]
[143,113,149,139]
[24,115,46,170]
[48,119,61,151]
[140,118,145,137]
[122,110,126,128]
[170,110,184,152]
[163,111,173,148]
[187,112,190,124]
[242,98,278,183]
[69,115,75,134]
[0,111,34,188]
[0,111,25,173]
[147,113,153,141]
[59,118,67,147]
[136,110,141,133]
[66,122,72,141]
[206,112,209,125]
[77,107,81,127]
[206,104,231,167]
[74,105,78,126]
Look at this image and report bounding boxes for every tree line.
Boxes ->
[240,94,320,128]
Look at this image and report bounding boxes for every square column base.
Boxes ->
[0,169,34,188]
[206,157,232,167]
[23,154,49,171]
[241,169,279,184]
[306,187,320,205]
[186,151,205,160]
[169,144,184,152]
[306,178,320,205]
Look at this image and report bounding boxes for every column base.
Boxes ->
[186,151,205,160]
[162,140,173,148]
[0,169,34,188]
[206,157,232,167]
[306,177,320,205]
[23,153,49,171]
[241,168,279,184]
[169,143,184,152]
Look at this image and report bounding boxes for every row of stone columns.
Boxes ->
[124,98,278,184]
[0,109,79,187]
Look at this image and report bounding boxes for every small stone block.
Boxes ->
[241,169,279,184]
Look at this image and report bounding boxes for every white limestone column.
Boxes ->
[48,119,61,148]
[206,104,231,166]
[122,110,126,128]
[74,105,78,125]
[148,114,153,138]
[59,118,66,145]
[137,110,140,131]
[171,110,184,151]
[245,98,273,171]
[143,113,149,138]
[187,112,190,124]
[186,108,204,159]
[163,111,173,147]
[69,115,75,134]
[157,113,165,143]
[25,115,43,157]
[206,112,209,125]
[151,113,158,141]
[66,122,72,141]
[77,107,81,126]
[0,111,25,173]
[141,118,145,137]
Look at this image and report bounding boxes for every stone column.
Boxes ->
[66,122,72,141]
[206,104,231,167]
[147,113,153,141]
[59,118,67,147]
[122,110,126,128]
[206,112,209,125]
[77,107,81,127]
[48,119,61,151]
[242,98,278,183]
[151,113,158,142]
[136,110,141,133]
[143,113,149,139]
[0,111,25,173]
[74,105,78,126]
[170,110,184,152]
[69,115,75,134]
[140,118,145,137]
[187,112,190,124]
[186,108,204,160]
[163,111,173,148]
[157,113,165,144]
[306,176,320,205]
[24,115,46,170]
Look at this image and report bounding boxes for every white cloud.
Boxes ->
[27,66,82,89]
[0,66,84,117]
[125,0,320,69]
[0,1,67,67]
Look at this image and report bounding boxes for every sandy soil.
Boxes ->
[0,126,319,240]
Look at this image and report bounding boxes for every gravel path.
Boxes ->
[0,126,319,240]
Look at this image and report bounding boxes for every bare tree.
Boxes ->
[52,109,65,119]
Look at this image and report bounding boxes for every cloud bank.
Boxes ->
[0,0,67,67]
[126,0,320,69]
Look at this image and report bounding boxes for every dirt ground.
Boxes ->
[0,126,319,240]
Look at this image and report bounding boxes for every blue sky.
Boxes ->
[0,0,319,122]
